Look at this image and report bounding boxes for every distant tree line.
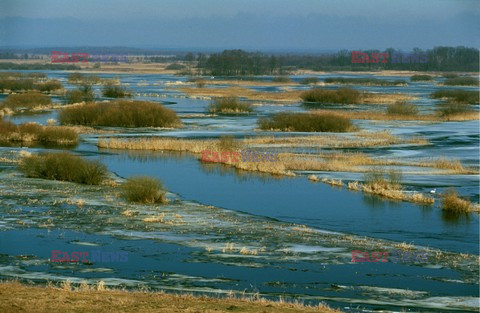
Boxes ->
[193,47,479,75]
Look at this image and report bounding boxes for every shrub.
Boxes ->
[364,168,402,190]
[441,189,476,212]
[59,100,181,128]
[68,73,101,85]
[300,77,319,85]
[259,112,353,132]
[442,73,459,79]
[387,101,418,116]
[324,77,406,86]
[301,88,361,104]
[272,76,292,83]
[431,90,479,104]
[121,176,167,204]
[35,80,62,92]
[437,103,472,117]
[2,92,51,109]
[0,79,34,92]
[208,97,253,114]
[102,85,132,98]
[410,75,433,82]
[217,135,240,151]
[0,119,77,145]
[19,152,107,185]
[443,76,479,86]
[64,85,96,104]
[165,63,186,70]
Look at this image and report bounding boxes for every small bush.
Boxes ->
[209,97,253,114]
[300,77,319,85]
[59,100,181,128]
[68,73,101,85]
[122,176,167,204]
[19,152,107,185]
[431,90,479,104]
[272,76,292,83]
[301,88,361,104]
[437,103,472,117]
[0,119,77,145]
[324,77,406,86]
[410,75,433,82]
[165,63,186,70]
[217,135,240,151]
[35,80,62,92]
[442,73,459,79]
[441,189,475,212]
[387,101,418,116]
[443,76,479,86]
[102,85,132,98]
[65,85,96,104]
[364,168,402,190]
[259,112,353,132]
[2,92,51,109]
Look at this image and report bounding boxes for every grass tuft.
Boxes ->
[410,75,433,82]
[259,112,353,132]
[443,76,479,86]
[431,89,479,104]
[301,88,360,104]
[59,100,181,128]
[2,91,51,109]
[441,189,478,213]
[386,101,418,116]
[0,119,77,145]
[122,176,167,204]
[19,152,107,185]
[208,97,253,114]
[102,84,132,98]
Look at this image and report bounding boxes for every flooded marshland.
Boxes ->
[1,71,479,312]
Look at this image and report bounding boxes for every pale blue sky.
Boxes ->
[0,0,478,50]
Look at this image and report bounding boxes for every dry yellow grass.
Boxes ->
[177,86,303,103]
[441,189,480,213]
[311,109,479,122]
[176,86,418,104]
[98,137,475,176]
[0,281,340,313]
[346,180,435,204]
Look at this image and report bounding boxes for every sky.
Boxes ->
[0,0,479,51]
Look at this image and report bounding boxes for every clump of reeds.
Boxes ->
[259,112,353,132]
[299,77,319,85]
[436,103,472,117]
[0,119,78,145]
[64,85,96,104]
[386,101,418,116]
[19,152,107,185]
[324,77,406,86]
[208,97,253,114]
[300,88,361,104]
[431,90,479,104]
[121,176,167,204]
[2,91,51,109]
[102,84,132,98]
[410,75,433,82]
[59,100,181,128]
[441,189,479,213]
[443,76,479,86]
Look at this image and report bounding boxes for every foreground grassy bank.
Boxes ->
[0,282,340,313]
